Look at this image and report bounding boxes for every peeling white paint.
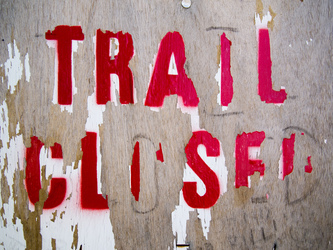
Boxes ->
[1,41,115,248]
[40,90,115,249]
[255,11,272,38]
[0,100,26,249]
[24,53,31,82]
[85,93,104,195]
[215,57,228,111]
[85,93,105,133]
[4,40,23,94]
[0,47,26,247]
[278,145,284,180]
[175,97,200,132]
[40,160,115,250]
[172,139,227,246]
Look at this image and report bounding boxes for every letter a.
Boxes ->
[145,32,199,108]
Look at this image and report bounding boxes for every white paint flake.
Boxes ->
[278,145,284,180]
[255,11,272,38]
[0,42,28,248]
[24,53,31,82]
[215,55,228,111]
[85,92,104,195]
[4,40,23,94]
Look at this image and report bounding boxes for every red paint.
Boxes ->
[96,30,134,105]
[281,134,295,180]
[25,137,66,209]
[131,141,140,201]
[220,33,233,106]
[45,26,84,105]
[156,143,164,162]
[144,32,199,108]
[81,132,108,209]
[183,131,220,209]
[305,156,313,173]
[301,132,304,135]
[258,29,287,104]
[235,131,265,188]
[50,143,63,158]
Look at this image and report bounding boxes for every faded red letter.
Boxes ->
[279,133,295,180]
[156,143,164,163]
[183,131,220,208]
[279,133,313,178]
[130,141,140,201]
[258,29,287,104]
[81,132,108,209]
[144,32,199,108]
[235,131,265,188]
[96,30,134,105]
[219,33,233,107]
[305,156,313,173]
[45,26,84,105]
[25,137,66,209]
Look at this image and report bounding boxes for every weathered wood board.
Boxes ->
[0,0,332,249]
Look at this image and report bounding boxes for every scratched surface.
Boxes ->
[0,0,332,249]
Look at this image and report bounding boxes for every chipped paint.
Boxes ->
[255,10,272,38]
[255,9,287,105]
[4,40,23,94]
[0,36,116,248]
[215,33,233,110]
[0,100,26,248]
[46,39,82,113]
[172,135,227,245]
[24,53,31,82]
[267,6,276,30]
[85,93,104,194]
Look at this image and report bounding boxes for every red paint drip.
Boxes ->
[45,26,84,105]
[235,131,265,188]
[220,33,233,106]
[131,141,140,201]
[281,134,295,180]
[144,32,199,108]
[183,131,220,209]
[305,156,313,173]
[258,28,287,104]
[96,30,134,105]
[156,143,164,162]
[81,132,108,209]
[25,137,66,209]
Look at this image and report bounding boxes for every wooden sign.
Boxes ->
[0,0,331,249]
